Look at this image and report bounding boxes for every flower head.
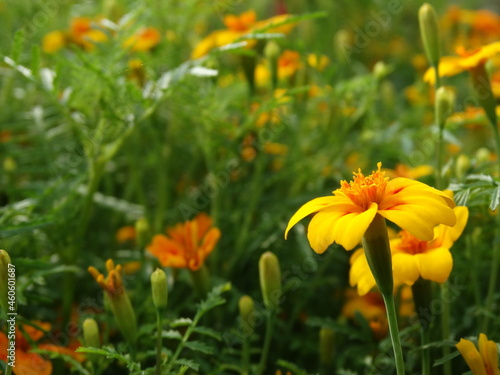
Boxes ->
[88,259,125,296]
[147,213,221,271]
[350,205,468,295]
[424,41,500,85]
[123,27,161,52]
[456,333,500,375]
[285,162,456,253]
[191,10,296,59]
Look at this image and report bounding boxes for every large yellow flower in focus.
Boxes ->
[456,333,500,375]
[191,10,295,59]
[350,205,468,295]
[285,162,456,253]
[424,41,500,85]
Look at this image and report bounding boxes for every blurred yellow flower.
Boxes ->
[383,163,434,180]
[350,205,468,295]
[123,27,161,52]
[256,50,302,86]
[285,162,456,253]
[264,142,288,155]
[307,53,330,71]
[424,41,500,85]
[42,30,66,53]
[147,213,220,271]
[456,333,500,375]
[191,10,296,59]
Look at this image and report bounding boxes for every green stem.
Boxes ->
[382,293,406,375]
[256,311,276,375]
[441,282,451,375]
[189,265,211,298]
[241,336,250,375]
[156,310,164,375]
[421,329,431,375]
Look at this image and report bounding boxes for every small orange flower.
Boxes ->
[115,225,136,244]
[123,27,161,52]
[70,17,108,50]
[147,213,221,271]
[0,321,83,375]
[88,259,125,296]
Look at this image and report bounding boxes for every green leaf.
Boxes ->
[192,326,222,341]
[174,359,199,371]
[170,318,193,327]
[0,218,54,238]
[490,185,500,210]
[162,330,182,340]
[11,30,25,62]
[34,349,90,375]
[198,282,231,312]
[306,316,368,341]
[184,340,215,355]
[432,349,461,367]
[454,188,470,206]
[76,346,141,371]
[276,359,309,375]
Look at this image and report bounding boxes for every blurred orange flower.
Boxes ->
[123,27,161,52]
[115,225,136,244]
[70,17,108,50]
[147,213,221,270]
[0,321,83,375]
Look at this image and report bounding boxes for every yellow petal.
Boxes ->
[416,247,453,283]
[332,202,378,250]
[307,208,347,253]
[433,206,469,248]
[392,252,420,285]
[478,334,500,375]
[456,338,488,375]
[349,248,376,295]
[380,196,456,241]
[285,196,352,239]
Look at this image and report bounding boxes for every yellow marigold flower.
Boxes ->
[256,50,302,86]
[42,30,66,53]
[147,213,221,271]
[191,10,296,59]
[263,142,288,156]
[456,333,500,375]
[123,27,161,52]
[285,162,456,253]
[350,205,468,295]
[115,225,136,243]
[307,54,330,71]
[424,41,500,85]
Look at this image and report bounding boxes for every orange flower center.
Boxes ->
[340,162,388,209]
[398,230,428,254]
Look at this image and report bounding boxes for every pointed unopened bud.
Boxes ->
[435,86,455,127]
[455,154,471,181]
[83,318,100,348]
[151,268,168,311]
[259,252,282,311]
[135,217,150,249]
[0,250,12,315]
[238,295,255,326]
[419,3,441,67]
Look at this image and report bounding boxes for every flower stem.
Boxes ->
[421,329,431,375]
[241,335,250,375]
[382,293,406,375]
[441,282,451,375]
[156,310,164,375]
[256,310,276,375]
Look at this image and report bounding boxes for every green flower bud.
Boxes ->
[264,41,281,62]
[419,3,441,67]
[151,268,168,311]
[135,217,150,249]
[319,328,335,366]
[455,154,471,181]
[0,250,12,315]
[259,252,282,311]
[238,295,255,326]
[83,318,101,348]
[435,86,455,127]
[475,147,492,166]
